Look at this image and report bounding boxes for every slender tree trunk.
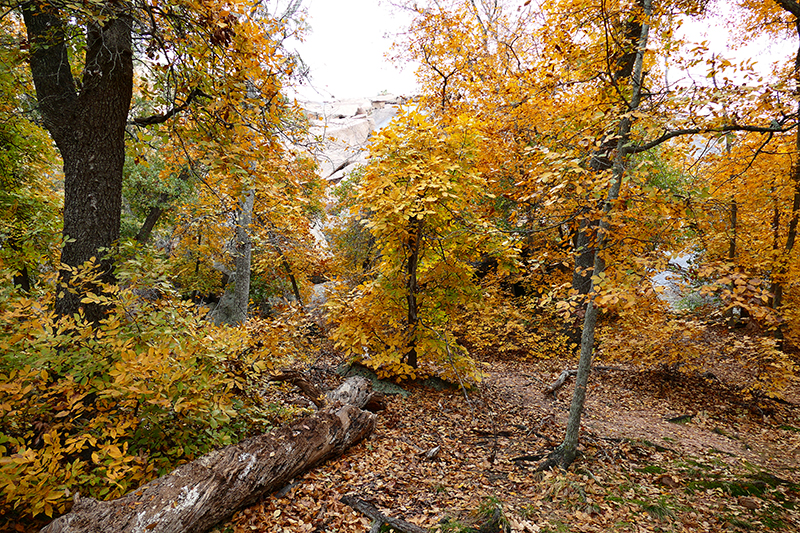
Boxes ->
[769,5,800,344]
[726,131,741,327]
[135,169,190,244]
[281,256,303,304]
[23,3,133,322]
[405,217,423,368]
[265,226,304,305]
[266,227,303,305]
[769,181,781,308]
[727,199,741,327]
[135,192,171,245]
[545,0,653,470]
[13,265,31,293]
[567,216,595,348]
[571,219,595,297]
[7,238,32,292]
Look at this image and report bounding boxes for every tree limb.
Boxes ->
[270,370,326,408]
[130,88,211,126]
[545,366,618,395]
[629,119,797,154]
[776,0,800,19]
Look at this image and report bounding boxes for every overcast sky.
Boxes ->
[289,0,418,101]
[288,1,792,102]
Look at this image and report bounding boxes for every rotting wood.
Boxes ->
[327,375,376,406]
[41,377,376,533]
[270,369,327,408]
[340,494,428,533]
[545,365,617,395]
[270,370,386,412]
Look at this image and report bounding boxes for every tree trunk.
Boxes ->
[40,377,378,533]
[727,199,741,328]
[769,5,800,345]
[7,238,32,292]
[23,2,133,322]
[135,169,191,245]
[134,191,171,245]
[545,0,653,470]
[279,251,303,305]
[567,216,595,347]
[13,264,31,293]
[405,217,423,368]
[209,190,254,325]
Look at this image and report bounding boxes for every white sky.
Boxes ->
[288,1,793,102]
[675,5,793,84]
[289,0,419,101]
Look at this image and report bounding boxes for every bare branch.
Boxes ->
[130,87,211,126]
[628,119,797,154]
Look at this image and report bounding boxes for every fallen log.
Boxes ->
[341,494,428,533]
[42,377,377,533]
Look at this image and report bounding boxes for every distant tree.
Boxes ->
[329,111,499,381]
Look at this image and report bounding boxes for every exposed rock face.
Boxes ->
[296,94,410,297]
[301,94,409,183]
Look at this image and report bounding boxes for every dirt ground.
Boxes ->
[227,348,800,533]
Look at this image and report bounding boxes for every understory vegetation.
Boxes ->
[1,0,800,531]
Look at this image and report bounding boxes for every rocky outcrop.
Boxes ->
[301,94,410,183]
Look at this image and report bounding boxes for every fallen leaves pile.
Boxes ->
[226,347,799,533]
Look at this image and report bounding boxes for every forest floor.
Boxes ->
[223,339,800,533]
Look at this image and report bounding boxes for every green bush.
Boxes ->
[0,259,287,531]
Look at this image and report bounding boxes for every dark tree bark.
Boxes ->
[12,263,31,292]
[6,238,32,292]
[22,2,133,322]
[282,255,304,304]
[40,377,378,533]
[405,217,424,368]
[134,191,171,245]
[135,168,191,245]
[543,0,653,471]
[769,2,800,346]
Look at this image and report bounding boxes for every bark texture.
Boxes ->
[23,2,134,321]
[40,377,377,533]
[209,190,255,326]
[769,4,800,345]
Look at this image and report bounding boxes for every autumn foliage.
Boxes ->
[1,0,800,530]
[0,255,324,529]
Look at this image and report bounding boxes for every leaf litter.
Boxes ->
[224,346,800,533]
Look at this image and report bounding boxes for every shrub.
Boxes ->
[0,258,296,531]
